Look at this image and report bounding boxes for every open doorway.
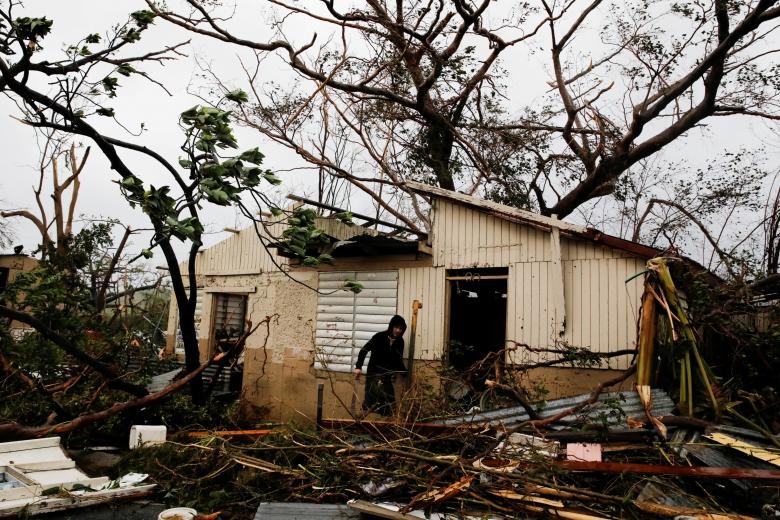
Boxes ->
[446,268,508,373]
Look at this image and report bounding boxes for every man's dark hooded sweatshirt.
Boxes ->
[355,315,407,375]
[356,315,407,415]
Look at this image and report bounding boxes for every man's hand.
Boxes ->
[354,368,362,380]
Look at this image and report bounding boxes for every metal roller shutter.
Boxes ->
[315,271,398,372]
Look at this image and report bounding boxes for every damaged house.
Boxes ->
[165,182,665,422]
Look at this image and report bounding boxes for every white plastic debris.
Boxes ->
[158,507,197,520]
[96,472,149,491]
[129,425,167,449]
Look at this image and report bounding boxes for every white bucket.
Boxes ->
[158,507,197,520]
[129,424,167,449]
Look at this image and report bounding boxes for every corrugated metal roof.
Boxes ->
[438,389,675,429]
[255,503,360,520]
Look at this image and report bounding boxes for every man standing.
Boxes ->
[354,315,407,416]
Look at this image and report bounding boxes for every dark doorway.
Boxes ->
[446,268,508,372]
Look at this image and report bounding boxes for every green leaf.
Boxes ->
[85,33,101,44]
[102,76,119,97]
[141,248,153,259]
[96,107,114,117]
[121,28,141,43]
[14,17,53,41]
[116,63,135,76]
[130,10,155,28]
[263,172,282,186]
[335,211,353,223]
[238,148,264,165]
[178,158,192,168]
[206,189,230,205]
[226,89,249,104]
[343,280,363,294]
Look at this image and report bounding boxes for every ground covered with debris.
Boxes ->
[116,410,780,519]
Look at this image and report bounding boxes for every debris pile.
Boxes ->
[114,399,779,520]
[0,437,154,517]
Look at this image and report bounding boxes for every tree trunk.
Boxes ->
[426,125,456,191]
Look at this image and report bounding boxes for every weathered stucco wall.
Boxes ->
[0,254,39,331]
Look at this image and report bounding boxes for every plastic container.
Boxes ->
[158,507,197,520]
[129,424,167,449]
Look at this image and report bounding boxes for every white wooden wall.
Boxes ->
[191,222,287,276]
[403,199,648,368]
[168,199,647,370]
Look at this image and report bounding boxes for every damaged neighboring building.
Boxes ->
[0,252,38,334]
[165,183,665,422]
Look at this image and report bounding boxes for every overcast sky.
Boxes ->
[0,1,308,259]
[1,1,778,268]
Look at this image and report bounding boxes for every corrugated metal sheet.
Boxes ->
[315,271,398,372]
[255,503,360,520]
[439,389,675,428]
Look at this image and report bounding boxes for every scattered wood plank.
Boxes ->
[704,432,780,468]
[402,475,474,512]
[556,460,780,479]
[0,484,156,517]
[634,500,757,520]
[515,503,614,520]
[187,429,275,438]
[347,500,424,519]
[487,488,565,508]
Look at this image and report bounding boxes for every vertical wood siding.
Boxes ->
[433,199,553,267]
[191,223,288,276]
[397,266,446,360]
[505,256,646,369]
[427,199,647,368]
